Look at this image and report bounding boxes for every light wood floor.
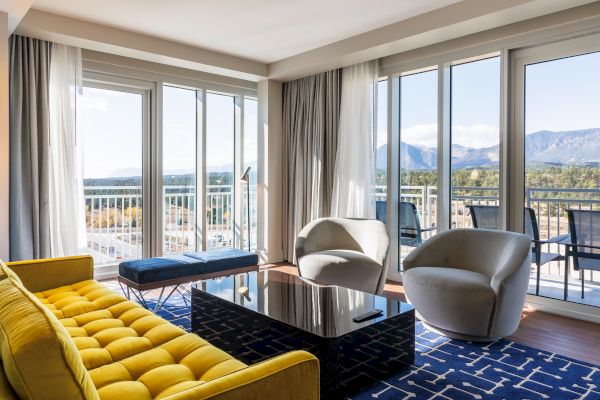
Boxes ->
[106,263,600,365]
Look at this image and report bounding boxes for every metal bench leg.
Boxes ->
[154,285,180,312]
[130,289,150,309]
[118,281,131,300]
[176,283,193,306]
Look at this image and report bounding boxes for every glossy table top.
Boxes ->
[192,270,414,338]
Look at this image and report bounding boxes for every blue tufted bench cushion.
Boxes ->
[119,248,259,285]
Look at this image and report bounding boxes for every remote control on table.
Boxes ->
[352,309,383,323]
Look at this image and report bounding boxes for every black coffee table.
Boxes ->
[191,270,415,399]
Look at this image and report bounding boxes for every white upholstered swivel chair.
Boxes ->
[402,228,531,341]
[295,218,389,294]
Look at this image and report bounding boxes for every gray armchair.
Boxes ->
[295,217,389,294]
[403,228,531,341]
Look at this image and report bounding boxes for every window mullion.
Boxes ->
[152,83,163,257]
[233,95,244,249]
[438,63,451,232]
[387,75,400,277]
[197,89,207,251]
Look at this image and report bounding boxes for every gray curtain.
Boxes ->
[9,35,52,261]
[282,70,342,262]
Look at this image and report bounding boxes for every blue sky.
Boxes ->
[83,52,600,179]
[377,57,501,149]
[82,86,257,179]
[525,51,600,134]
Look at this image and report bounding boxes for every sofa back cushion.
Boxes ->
[0,262,98,400]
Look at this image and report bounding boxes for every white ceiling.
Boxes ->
[30,0,461,63]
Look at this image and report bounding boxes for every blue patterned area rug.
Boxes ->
[142,294,599,400]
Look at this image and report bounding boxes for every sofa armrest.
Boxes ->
[6,255,94,293]
[163,350,319,400]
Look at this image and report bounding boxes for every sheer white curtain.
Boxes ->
[48,44,86,256]
[331,61,377,218]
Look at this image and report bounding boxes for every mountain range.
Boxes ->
[376,128,600,170]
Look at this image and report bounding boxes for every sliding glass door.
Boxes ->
[516,42,600,306]
[387,56,501,272]
[80,82,149,266]
[206,92,235,249]
[399,69,438,259]
[450,57,501,229]
[162,86,197,254]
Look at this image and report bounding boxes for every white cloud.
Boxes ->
[400,123,499,149]
[401,124,437,148]
[452,124,499,148]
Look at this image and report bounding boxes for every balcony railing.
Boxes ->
[84,186,143,265]
[84,185,256,266]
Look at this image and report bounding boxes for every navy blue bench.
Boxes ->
[118,248,258,310]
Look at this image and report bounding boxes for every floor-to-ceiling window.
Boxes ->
[81,83,147,266]
[162,86,197,254]
[206,92,235,249]
[387,56,501,270]
[79,67,257,270]
[382,34,600,310]
[518,46,600,306]
[450,57,501,229]
[399,69,439,258]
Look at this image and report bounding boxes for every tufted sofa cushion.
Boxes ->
[0,264,97,400]
[34,280,247,400]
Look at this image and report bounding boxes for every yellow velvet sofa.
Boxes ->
[0,256,319,400]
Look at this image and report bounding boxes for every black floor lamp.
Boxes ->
[240,166,251,252]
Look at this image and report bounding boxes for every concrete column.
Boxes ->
[256,80,283,263]
[0,12,9,260]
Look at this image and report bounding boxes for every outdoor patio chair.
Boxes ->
[566,209,600,298]
[467,205,500,230]
[468,205,566,295]
[524,207,565,295]
[375,200,387,225]
[375,200,435,247]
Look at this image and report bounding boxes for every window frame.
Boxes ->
[81,73,154,268]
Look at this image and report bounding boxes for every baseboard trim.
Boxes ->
[524,294,600,324]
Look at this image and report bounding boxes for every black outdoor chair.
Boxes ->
[468,205,565,295]
[566,209,600,298]
[375,200,435,247]
[524,207,565,295]
[467,205,500,229]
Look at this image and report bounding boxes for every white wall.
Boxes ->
[257,80,283,263]
[0,12,8,260]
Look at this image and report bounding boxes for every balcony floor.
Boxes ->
[529,270,600,307]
